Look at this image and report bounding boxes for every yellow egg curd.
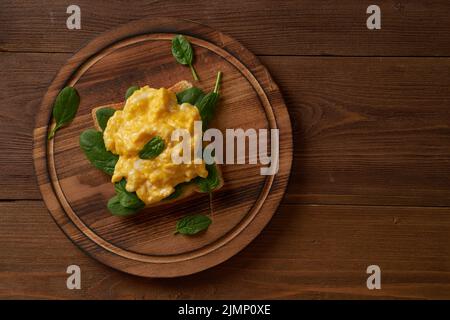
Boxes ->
[103,86,208,205]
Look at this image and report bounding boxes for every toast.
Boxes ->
[92,80,223,207]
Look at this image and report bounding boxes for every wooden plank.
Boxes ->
[2,0,450,56]
[0,201,449,299]
[261,56,450,206]
[0,53,70,199]
[1,53,450,206]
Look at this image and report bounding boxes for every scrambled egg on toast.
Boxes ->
[91,80,223,208]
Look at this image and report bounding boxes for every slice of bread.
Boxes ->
[91,80,223,207]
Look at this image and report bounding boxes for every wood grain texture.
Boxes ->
[1,0,450,299]
[1,201,450,299]
[32,18,292,277]
[3,54,450,206]
[0,53,69,199]
[2,0,450,56]
[261,56,450,206]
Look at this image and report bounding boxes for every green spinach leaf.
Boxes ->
[125,86,139,100]
[107,195,139,216]
[96,107,116,131]
[139,136,165,159]
[114,179,145,210]
[171,35,199,81]
[194,163,220,193]
[164,182,190,201]
[79,129,118,175]
[176,87,205,106]
[175,214,212,235]
[196,71,222,130]
[48,86,80,139]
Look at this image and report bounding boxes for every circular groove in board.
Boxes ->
[33,18,292,277]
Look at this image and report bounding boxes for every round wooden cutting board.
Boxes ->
[33,17,292,277]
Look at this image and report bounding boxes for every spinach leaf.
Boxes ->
[164,182,189,201]
[79,129,118,175]
[175,214,212,235]
[96,107,116,131]
[125,86,139,100]
[48,86,80,139]
[114,179,145,210]
[176,87,205,106]
[107,195,139,216]
[139,136,165,159]
[196,71,222,130]
[194,163,220,193]
[114,178,128,194]
[171,35,199,81]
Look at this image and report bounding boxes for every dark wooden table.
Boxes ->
[1,0,450,299]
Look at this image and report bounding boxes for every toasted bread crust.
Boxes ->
[91,81,223,207]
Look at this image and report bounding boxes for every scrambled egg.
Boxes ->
[103,86,208,205]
